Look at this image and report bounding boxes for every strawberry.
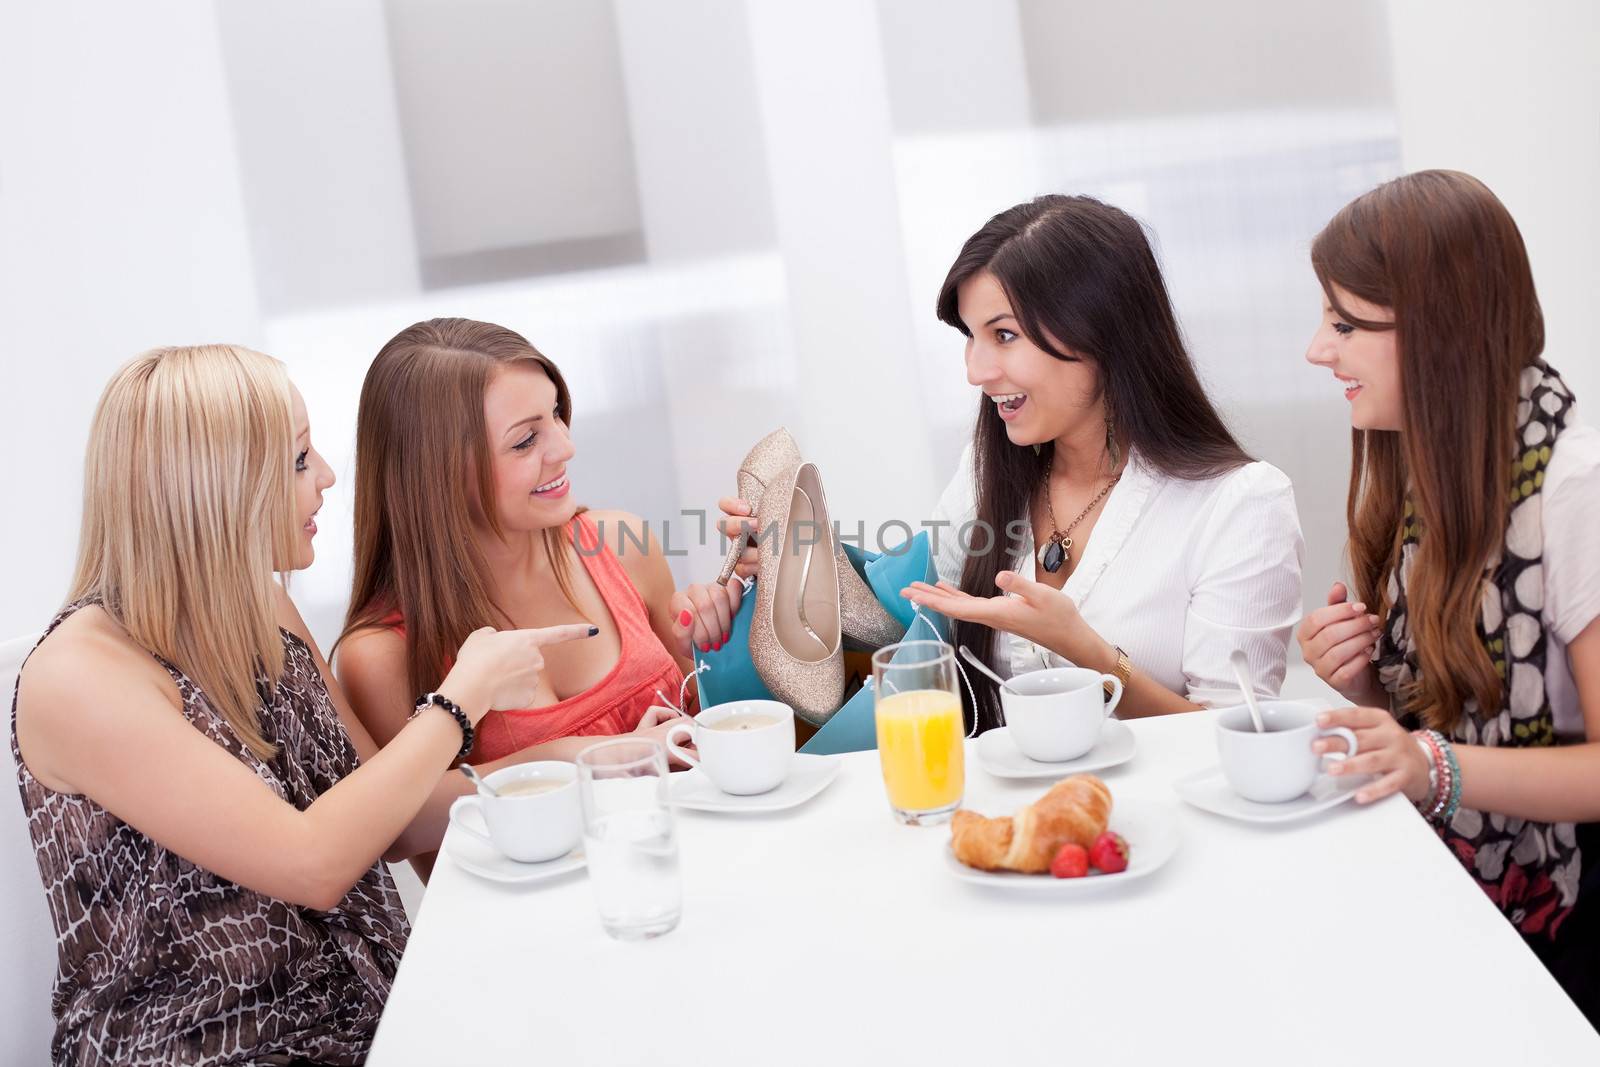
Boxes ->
[1050,843,1089,879]
[1089,831,1129,874]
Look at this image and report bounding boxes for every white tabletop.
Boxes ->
[370,710,1598,1066]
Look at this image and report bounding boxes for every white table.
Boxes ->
[370,711,1598,1065]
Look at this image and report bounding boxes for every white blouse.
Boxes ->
[929,444,1305,708]
[1537,421,1600,739]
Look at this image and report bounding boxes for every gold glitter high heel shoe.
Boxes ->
[749,461,846,724]
[715,428,802,585]
[718,428,905,650]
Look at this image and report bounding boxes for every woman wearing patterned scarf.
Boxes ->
[1298,170,1600,1025]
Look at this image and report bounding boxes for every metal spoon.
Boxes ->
[1229,649,1267,733]
[458,764,499,797]
[958,645,1021,696]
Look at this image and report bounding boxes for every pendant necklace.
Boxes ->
[1037,455,1121,574]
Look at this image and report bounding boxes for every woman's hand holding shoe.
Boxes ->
[715,497,760,581]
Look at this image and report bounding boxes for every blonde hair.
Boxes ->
[69,345,301,758]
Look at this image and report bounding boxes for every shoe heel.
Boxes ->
[715,429,801,584]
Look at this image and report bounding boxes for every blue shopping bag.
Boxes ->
[693,532,948,755]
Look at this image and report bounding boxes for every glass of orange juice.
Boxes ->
[873,640,965,825]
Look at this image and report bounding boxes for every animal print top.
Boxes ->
[10,600,410,1065]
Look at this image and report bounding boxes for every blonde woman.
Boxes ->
[11,346,587,1065]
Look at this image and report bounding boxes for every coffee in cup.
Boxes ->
[1001,666,1125,762]
[496,778,568,797]
[448,761,581,863]
[705,714,783,732]
[1214,700,1359,803]
[665,700,795,795]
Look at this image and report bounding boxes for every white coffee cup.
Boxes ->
[1214,701,1360,803]
[665,700,795,796]
[1000,666,1125,762]
[448,761,581,863]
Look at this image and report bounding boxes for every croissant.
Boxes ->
[950,775,1112,873]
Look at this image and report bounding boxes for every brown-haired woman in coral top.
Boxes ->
[335,318,744,879]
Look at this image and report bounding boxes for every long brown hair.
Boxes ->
[336,318,585,696]
[936,195,1252,731]
[1311,170,1544,730]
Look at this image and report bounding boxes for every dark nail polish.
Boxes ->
[588,625,599,637]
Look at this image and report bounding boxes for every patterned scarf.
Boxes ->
[1374,359,1582,941]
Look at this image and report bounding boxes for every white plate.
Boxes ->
[443,820,587,885]
[942,797,1179,892]
[975,721,1137,780]
[1172,765,1369,824]
[671,754,841,813]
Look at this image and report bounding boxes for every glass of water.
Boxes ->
[575,738,682,940]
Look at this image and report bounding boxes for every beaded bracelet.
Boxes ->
[411,692,475,762]
[1414,729,1447,818]
[1433,735,1459,825]
[1412,729,1461,826]
[1412,733,1440,809]
[1434,732,1462,825]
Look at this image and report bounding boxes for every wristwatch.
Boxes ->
[1104,645,1133,699]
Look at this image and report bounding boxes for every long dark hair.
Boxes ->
[1312,170,1543,730]
[936,194,1251,731]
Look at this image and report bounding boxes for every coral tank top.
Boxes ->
[391,514,686,763]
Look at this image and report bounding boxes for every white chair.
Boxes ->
[1,631,58,1062]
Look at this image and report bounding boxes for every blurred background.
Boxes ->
[2,0,1596,661]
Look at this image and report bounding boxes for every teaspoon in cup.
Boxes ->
[959,645,1022,696]
[1228,649,1267,733]
[458,764,499,797]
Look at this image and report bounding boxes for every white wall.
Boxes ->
[214,0,421,315]
[5,2,1590,646]
[612,0,775,263]
[0,2,262,641]
[1387,0,1600,410]
[743,0,940,535]
[386,0,643,262]
[1018,0,1393,120]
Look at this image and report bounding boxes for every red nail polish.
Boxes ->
[698,642,710,653]
[678,610,693,627]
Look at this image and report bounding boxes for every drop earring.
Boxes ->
[1104,400,1120,471]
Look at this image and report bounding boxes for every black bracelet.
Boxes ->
[412,692,475,761]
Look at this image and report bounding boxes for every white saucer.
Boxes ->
[975,721,1137,779]
[671,754,841,813]
[443,822,587,885]
[943,797,1179,892]
[1172,765,1369,824]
